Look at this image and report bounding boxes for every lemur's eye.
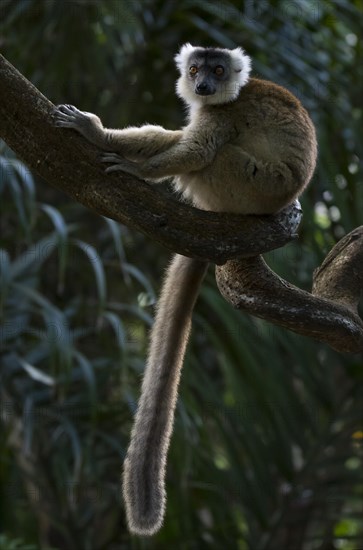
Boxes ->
[189,65,198,75]
[215,66,224,76]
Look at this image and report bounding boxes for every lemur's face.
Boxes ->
[175,44,251,106]
[186,48,233,97]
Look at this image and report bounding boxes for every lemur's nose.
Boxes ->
[196,82,213,95]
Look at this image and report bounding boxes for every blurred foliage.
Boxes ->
[0,534,39,550]
[0,0,363,549]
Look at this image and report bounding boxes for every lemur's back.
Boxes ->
[175,78,317,214]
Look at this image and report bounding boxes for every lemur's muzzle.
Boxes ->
[195,81,216,96]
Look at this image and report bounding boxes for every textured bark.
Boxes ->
[0,53,301,264]
[0,53,362,352]
[216,227,363,353]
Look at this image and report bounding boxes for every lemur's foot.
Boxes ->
[100,153,141,176]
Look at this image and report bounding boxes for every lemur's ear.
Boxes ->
[174,43,195,73]
[230,47,252,86]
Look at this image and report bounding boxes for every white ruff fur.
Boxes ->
[175,43,252,108]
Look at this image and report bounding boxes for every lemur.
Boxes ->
[54,43,317,536]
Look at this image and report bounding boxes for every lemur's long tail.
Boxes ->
[122,254,208,535]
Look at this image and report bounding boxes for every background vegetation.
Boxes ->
[0,1,362,548]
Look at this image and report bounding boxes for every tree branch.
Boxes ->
[216,227,363,353]
[0,53,301,264]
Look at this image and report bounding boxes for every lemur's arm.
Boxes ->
[53,104,183,159]
[54,105,223,177]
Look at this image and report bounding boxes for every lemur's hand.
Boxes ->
[53,104,103,141]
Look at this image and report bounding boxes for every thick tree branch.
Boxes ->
[312,226,363,312]
[0,53,301,264]
[216,227,363,353]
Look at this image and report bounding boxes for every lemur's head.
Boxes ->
[175,43,251,107]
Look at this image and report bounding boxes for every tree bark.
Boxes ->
[215,226,363,353]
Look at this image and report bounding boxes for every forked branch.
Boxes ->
[216,227,363,353]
